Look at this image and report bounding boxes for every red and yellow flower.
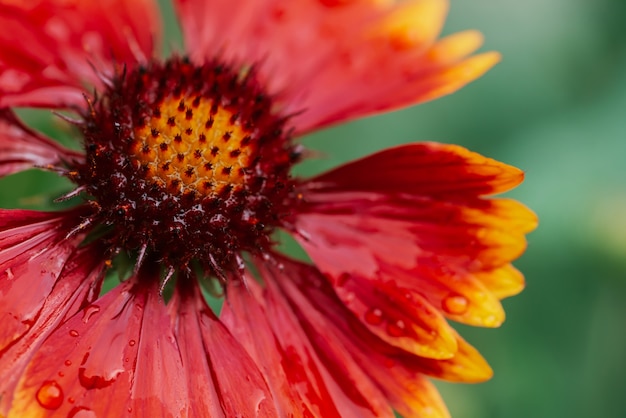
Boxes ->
[0,0,536,417]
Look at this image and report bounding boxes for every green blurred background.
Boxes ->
[2,0,625,417]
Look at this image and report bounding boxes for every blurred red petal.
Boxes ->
[7,269,187,417]
[0,0,160,109]
[0,110,83,177]
[170,281,279,417]
[174,0,497,133]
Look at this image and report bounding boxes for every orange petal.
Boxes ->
[414,52,501,103]
[407,332,493,383]
[175,0,496,133]
[393,263,507,328]
[372,0,449,51]
[266,255,452,418]
[426,30,485,64]
[331,273,459,359]
[473,264,526,299]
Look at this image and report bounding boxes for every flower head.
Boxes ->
[0,0,536,417]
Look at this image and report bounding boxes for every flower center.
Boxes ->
[130,95,253,196]
[74,58,299,275]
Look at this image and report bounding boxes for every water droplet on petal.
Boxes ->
[364,308,384,326]
[81,305,100,323]
[65,360,72,367]
[68,397,75,404]
[128,339,136,346]
[483,315,499,327]
[78,366,122,389]
[442,294,469,315]
[58,371,64,377]
[386,319,406,337]
[68,406,97,418]
[69,329,79,337]
[36,380,64,410]
[342,291,355,304]
[252,388,268,417]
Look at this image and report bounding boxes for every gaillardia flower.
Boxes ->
[0,0,537,417]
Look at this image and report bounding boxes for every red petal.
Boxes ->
[473,264,525,299]
[295,143,536,326]
[251,264,396,418]
[170,281,279,417]
[0,110,83,177]
[221,277,347,417]
[307,142,526,198]
[0,0,160,109]
[7,270,187,417]
[261,255,455,418]
[0,243,104,413]
[331,273,458,359]
[174,0,497,133]
[0,210,85,352]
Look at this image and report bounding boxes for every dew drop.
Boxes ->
[442,294,469,315]
[386,319,406,337]
[342,291,355,304]
[483,315,499,327]
[78,366,121,389]
[36,380,64,410]
[58,371,64,377]
[68,397,75,404]
[68,406,97,418]
[128,339,136,347]
[69,329,79,337]
[363,308,383,326]
[81,305,100,324]
[65,360,72,367]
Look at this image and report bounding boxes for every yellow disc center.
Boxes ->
[130,96,254,195]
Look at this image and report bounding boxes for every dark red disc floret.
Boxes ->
[73,57,301,276]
